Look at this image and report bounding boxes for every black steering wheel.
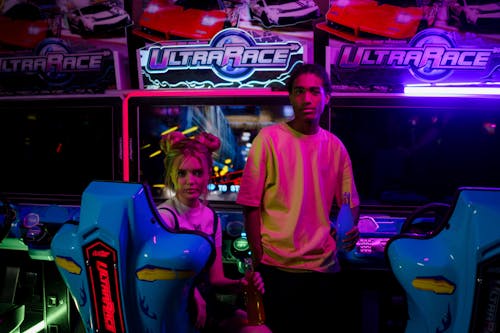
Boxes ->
[400,202,451,236]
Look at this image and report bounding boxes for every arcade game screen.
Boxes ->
[128,91,295,269]
[332,95,500,208]
[0,97,122,201]
[128,92,294,203]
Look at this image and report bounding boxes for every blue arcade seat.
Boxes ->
[51,181,215,333]
[386,187,500,333]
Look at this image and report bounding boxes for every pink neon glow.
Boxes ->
[484,122,497,135]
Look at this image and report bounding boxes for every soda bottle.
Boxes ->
[243,257,266,325]
[336,192,354,254]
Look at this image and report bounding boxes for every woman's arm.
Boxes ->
[208,244,265,295]
[208,244,243,293]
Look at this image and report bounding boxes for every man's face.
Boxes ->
[289,73,330,124]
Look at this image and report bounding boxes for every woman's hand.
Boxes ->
[193,287,207,329]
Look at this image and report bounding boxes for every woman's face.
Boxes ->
[171,154,209,207]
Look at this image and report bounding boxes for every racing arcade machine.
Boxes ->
[126,88,500,333]
[331,94,500,332]
[0,95,123,332]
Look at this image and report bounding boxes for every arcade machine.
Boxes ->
[123,87,500,333]
[0,95,123,333]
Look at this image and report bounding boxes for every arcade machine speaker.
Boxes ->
[51,181,215,333]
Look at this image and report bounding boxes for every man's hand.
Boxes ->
[342,226,359,252]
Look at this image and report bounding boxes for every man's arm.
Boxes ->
[241,205,263,265]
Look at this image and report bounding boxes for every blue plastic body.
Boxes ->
[51,181,213,333]
[386,187,500,333]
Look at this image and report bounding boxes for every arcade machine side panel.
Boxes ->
[0,95,123,333]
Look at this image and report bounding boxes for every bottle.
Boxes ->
[243,257,266,326]
[336,192,355,255]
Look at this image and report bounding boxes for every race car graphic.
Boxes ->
[447,0,500,32]
[133,0,232,42]
[248,0,320,28]
[66,3,131,36]
[0,3,50,49]
[317,0,439,42]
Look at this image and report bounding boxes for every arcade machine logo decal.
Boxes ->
[139,28,303,89]
[84,240,125,333]
[333,29,499,84]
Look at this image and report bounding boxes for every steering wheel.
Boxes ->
[400,202,451,236]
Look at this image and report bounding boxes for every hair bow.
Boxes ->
[195,132,221,152]
[160,131,221,153]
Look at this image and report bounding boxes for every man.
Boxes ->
[236,63,360,333]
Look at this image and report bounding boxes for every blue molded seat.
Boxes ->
[386,187,500,333]
[51,181,214,333]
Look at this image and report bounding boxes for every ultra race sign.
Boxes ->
[138,28,303,89]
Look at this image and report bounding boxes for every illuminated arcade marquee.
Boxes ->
[0,39,118,95]
[138,28,304,89]
[324,28,500,92]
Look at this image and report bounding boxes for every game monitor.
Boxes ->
[331,94,500,209]
[126,89,294,204]
[0,95,123,203]
[125,89,293,270]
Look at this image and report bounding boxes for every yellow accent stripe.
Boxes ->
[412,277,455,294]
[55,256,82,275]
[136,267,195,281]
